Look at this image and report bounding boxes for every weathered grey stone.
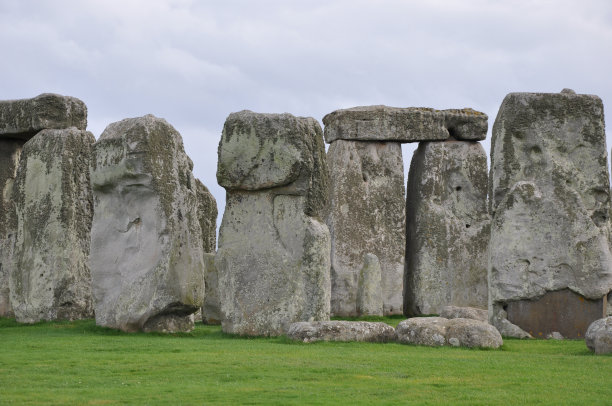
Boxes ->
[323,106,487,143]
[201,253,221,325]
[405,140,489,316]
[0,94,87,139]
[287,320,396,343]
[490,309,532,338]
[585,317,612,354]
[396,317,503,348]
[327,140,405,316]
[356,253,383,316]
[445,318,503,348]
[9,128,94,323]
[546,331,564,340]
[90,115,205,333]
[396,317,449,346]
[0,139,23,317]
[440,306,488,322]
[195,178,217,253]
[216,111,331,336]
[489,91,612,337]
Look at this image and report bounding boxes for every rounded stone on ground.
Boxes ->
[585,317,612,355]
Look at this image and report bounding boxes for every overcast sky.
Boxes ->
[2,0,611,228]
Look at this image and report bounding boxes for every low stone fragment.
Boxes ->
[9,128,95,323]
[396,317,503,348]
[440,306,488,322]
[585,317,612,355]
[490,309,532,339]
[202,253,221,325]
[195,179,217,253]
[327,140,405,316]
[0,93,87,139]
[323,106,487,143]
[356,253,383,316]
[546,332,564,340]
[287,321,396,343]
[216,111,331,336]
[90,115,205,332]
[405,140,489,316]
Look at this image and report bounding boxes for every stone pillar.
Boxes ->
[489,89,612,338]
[405,140,489,316]
[90,115,205,333]
[215,111,331,336]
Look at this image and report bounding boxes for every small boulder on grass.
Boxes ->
[396,317,503,349]
[287,321,396,343]
[440,306,488,322]
[585,317,612,355]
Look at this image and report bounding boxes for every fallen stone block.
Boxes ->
[287,321,396,343]
[585,317,612,355]
[396,317,503,348]
[440,306,488,322]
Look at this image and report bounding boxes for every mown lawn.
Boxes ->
[0,317,610,405]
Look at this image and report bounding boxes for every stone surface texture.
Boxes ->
[9,128,95,323]
[201,253,221,325]
[356,253,384,316]
[585,317,612,354]
[327,140,405,316]
[287,321,396,343]
[323,106,487,143]
[440,306,488,322]
[90,115,205,333]
[216,111,331,336]
[195,178,217,253]
[396,317,502,348]
[0,93,87,139]
[489,91,612,335]
[405,140,489,316]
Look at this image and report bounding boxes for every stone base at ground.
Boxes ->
[287,321,396,343]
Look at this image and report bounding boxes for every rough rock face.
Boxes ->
[396,317,502,348]
[0,139,23,317]
[356,253,383,316]
[405,140,489,316]
[216,111,331,336]
[9,128,95,323]
[440,306,488,322]
[489,91,612,338]
[323,106,487,143]
[585,317,612,354]
[90,115,205,333]
[195,179,217,253]
[327,140,405,316]
[0,93,87,139]
[287,321,396,343]
[201,253,221,325]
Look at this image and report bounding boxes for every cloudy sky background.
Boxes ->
[2,0,611,227]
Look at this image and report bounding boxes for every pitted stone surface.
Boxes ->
[0,94,87,139]
[356,253,384,316]
[405,140,489,316]
[396,317,502,348]
[489,91,612,336]
[195,179,217,253]
[585,317,612,354]
[287,321,396,343]
[323,106,487,143]
[440,306,488,322]
[90,115,205,332]
[216,111,331,336]
[9,128,95,323]
[327,140,405,316]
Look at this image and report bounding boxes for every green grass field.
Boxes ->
[0,316,610,405]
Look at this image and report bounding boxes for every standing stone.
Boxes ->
[201,253,221,325]
[9,128,95,323]
[326,140,405,316]
[90,115,205,333]
[405,140,489,316]
[489,90,612,338]
[356,253,383,316]
[195,178,217,253]
[215,111,330,336]
[0,93,87,318]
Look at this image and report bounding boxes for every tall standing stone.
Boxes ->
[195,178,217,253]
[90,115,205,333]
[216,111,331,336]
[489,90,612,338]
[405,140,489,316]
[9,128,95,323]
[326,140,405,316]
[0,93,87,318]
